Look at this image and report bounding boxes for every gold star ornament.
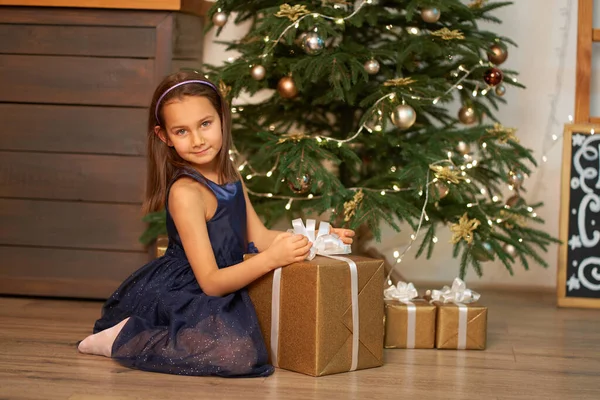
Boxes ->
[431,28,465,40]
[450,213,481,244]
[430,165,465,184]
[275,4,311,21]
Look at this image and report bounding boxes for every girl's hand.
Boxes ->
[265,232,312,268]
[330,227,355,245]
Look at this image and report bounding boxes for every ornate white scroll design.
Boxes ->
[572,135,600,291]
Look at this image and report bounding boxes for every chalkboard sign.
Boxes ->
[558,124,600,308]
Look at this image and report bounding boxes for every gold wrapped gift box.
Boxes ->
[433,302,488,350]
[384,299,436,349]
[247,255,385,376]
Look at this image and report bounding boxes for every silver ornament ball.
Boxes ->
[421,7,441,23]
[302,32,325,55]
[288,174,311,194]
[473,242,494,262]
[503,243,517,258]
[495,84,506,97]
[250,65,266,81]
[391,104,417,129]
[456,141,471,155]
[212,11,228,27]
[364,59,380,75]
[508,171,525,189]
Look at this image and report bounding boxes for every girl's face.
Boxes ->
[157,95,223,172]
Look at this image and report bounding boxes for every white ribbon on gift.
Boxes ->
[427,278,480,350]
[270,218,357,370]
[384,281,419,348]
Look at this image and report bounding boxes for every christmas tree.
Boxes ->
[145,0,560,279]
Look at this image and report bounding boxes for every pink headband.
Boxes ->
[154,80,219,124]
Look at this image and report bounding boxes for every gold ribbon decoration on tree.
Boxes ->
[430,165,465,184]
[468,0,488,9]
[343,189,364,222]
[499,209,527,229]
[218,80,231,99]
[431,28,465,40]
[275,4,311,21]
[486,123,519,144]
[450,213,481,244]
[384,77,417,87]
[277,132,310,144]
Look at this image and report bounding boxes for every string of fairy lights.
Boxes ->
[260,0,372,60]
[214,0,545,280]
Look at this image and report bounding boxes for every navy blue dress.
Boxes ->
[93,168,274,377]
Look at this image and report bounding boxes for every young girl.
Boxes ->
[77,71,355,378]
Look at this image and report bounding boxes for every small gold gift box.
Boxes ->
[426,278,488,350]
[434,302,487,350]
[384,299,436,349]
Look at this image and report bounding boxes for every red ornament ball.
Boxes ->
[483,68,503,86]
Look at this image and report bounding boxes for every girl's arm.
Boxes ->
[169,179,311,296]
[240,180,355,250]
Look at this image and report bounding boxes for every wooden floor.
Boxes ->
[1,291,599,400]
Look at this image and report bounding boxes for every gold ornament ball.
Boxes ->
[456,141,471,155]
[288,174,311,194]
[495,84,506,97]
[212,11,228,27]
[390,104,417,129]
[506,194,525,208]
[421,7,441,23]
[473,241,494,262]
[458,106,477,125]
[364,59,380,75]
[250,65,266,81]
[277,76,298,99]
[488,44,508,65]
[508,171,524,189]
[434,181,449,199]
[503,243,517,258]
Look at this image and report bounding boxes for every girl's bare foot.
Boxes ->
[78,318,129,357]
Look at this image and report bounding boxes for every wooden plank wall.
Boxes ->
[0,6,204,299]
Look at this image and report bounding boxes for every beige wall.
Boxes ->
[203,0,586,289]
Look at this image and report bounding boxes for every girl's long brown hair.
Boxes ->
[143,71,238,214]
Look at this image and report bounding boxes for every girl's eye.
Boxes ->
[176,129,186,135]
[201,120,212,128]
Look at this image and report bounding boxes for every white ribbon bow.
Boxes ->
[427,277,480,304]
[289,218,352,260]
[384,281,418,302]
